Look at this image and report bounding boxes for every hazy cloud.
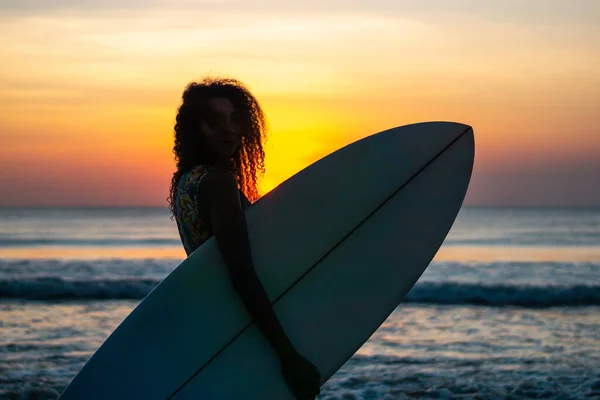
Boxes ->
[2,0,598,28]
[1,0,169,12]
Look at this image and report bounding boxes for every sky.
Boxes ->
[1,0,599,207]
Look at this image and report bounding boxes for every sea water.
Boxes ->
[1,207,599,399]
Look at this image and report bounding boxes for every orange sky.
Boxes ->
[1,1,599,206]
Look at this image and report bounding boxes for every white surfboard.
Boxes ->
[59,121,474,399]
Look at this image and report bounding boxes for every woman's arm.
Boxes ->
[199,169,321,399]
[199,169,296,359]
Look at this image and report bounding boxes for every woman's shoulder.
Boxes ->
[181,165,238,196]
[199,168,238,187]
[182,165,216,188]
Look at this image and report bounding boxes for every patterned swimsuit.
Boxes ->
[174,165,251,256]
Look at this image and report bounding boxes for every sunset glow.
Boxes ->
[1,1,599,206]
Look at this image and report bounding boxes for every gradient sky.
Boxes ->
[1,0,599,207]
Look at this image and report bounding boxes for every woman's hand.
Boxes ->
[280,350,321,400]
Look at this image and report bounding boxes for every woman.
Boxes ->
[168,77,321,399]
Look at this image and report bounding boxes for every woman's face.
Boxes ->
[198,97,242,161]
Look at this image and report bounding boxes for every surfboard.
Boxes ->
[59,121,475,399]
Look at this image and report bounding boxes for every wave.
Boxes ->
[1,278,599,307]
[2,236,599,248]
[444,236,600,247]
[0,277,157,300]
[405,282,600,307]
[2,233,599,249]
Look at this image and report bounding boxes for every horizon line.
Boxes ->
[1,204,599,210]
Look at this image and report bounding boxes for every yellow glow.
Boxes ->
[0,246,186,260]
[434,245,600,263]
[1,4,599,206]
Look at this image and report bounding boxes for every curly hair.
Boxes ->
[167,77,267,219]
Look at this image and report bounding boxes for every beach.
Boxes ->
[1,206,599,399]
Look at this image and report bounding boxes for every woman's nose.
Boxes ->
[226,120,240,134]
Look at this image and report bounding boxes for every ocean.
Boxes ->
[1,206,599,399]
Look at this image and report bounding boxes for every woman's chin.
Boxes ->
[220,146,237,158]
[212,150,236,164]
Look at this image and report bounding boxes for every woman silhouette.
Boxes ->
[168,77,321,399]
